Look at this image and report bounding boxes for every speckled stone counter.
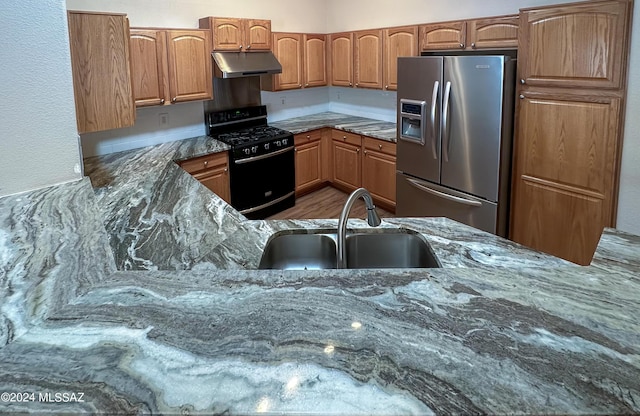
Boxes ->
[271,112,397,142]
[1,133,640,414]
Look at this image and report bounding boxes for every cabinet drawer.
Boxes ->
[362,137,396,156]
[179,152,228,174]
[294,129,323,145]
[331,129,361,146]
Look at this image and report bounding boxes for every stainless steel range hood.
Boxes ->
[212,51,282,78]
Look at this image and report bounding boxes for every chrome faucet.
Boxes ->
[337,188,382,268]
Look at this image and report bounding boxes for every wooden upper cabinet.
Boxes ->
[467,15,519,49]
[166,30,213,103]
[354,30,383,89]
[330,32,353,87]
[67,11,135,133]
[304,34,327,87]
[420,21,466,51]
[271,33,303,90]
[383,26,418,91]
[129,30,169,107]
[244,19,272,50]
[199,17,271,51]
[519,0,631,89]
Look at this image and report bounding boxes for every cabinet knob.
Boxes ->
[357,148,360,153]
[355,83,359,87]
[305,83,309,86]
[239,45,243,50]
[306,135,310,139]
[385,85,388,90]
[160,98,165,105]
[520,79,526,84]
[224,168,228,172]
[299,84,302,88]
[294,147,298,152]
[246,44,251,50]
[204,161,208,167]
[459,43,465,48]
[378,144,382,150]
[519,94,525,99]
[349,82,352,86]
[471,42,476,49]
[363,150,367,155]
[172,97,177,103]
[343,136,347,140]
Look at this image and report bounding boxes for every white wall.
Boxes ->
[0,0,82,197]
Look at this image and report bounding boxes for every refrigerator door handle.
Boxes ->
[430,80,439,160]
[442,81,452,162]
[406,178,482,207]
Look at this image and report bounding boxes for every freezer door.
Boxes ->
[396,57,442,183]
[441,56,506,202]
[396,172,498,234]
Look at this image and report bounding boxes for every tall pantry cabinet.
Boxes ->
[510,0,633,265]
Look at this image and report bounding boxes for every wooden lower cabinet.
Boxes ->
[294,130,325,196]
[362,137,396,211]
[179,152,230,203]
[510,92,621,265]
[331,130,362,193]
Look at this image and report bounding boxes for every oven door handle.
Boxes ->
[239,191,295,215]
[235,146,294,164]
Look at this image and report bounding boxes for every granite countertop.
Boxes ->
[271,112,398,142]
[1,116,640,414]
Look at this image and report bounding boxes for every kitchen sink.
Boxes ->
[258,229,441,270]
[258,233,337,270]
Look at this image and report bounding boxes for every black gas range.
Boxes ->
[205,106,295,219]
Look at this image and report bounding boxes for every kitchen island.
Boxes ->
[1,119,639,414]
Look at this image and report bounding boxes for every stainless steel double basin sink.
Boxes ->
[258,229,441,270]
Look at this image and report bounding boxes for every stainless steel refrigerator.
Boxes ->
[395,55,515,237]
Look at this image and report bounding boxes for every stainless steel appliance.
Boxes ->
[206,105,295,219]
[396,55,515,236]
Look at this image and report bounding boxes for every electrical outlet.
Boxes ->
[159,113,169,126]
[280,96,286,105]
[337,92,341,100]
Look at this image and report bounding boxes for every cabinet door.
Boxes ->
[67,12,135,133]
[330,33,353,87]
[354,29,383,89]
[129,29,169,107]
[244,19,272,51]
[331,131,361,192]
[467,15,519,50]
[511,92,620,265]
[363,148,396,210]
[420,21,466,51]
[519,1,630,89]
[383,26,418,91]
[194,166,230,203]
[210,17,243,51]
[295,133,323,196]
[272,33,303,90]
[304,34,327,87]
[166,30,213,103]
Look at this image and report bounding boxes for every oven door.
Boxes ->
[230,146,295,219]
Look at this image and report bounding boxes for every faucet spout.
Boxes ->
[337,188,381,268]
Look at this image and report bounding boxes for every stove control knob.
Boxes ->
[275,140,282,147]
[252,146,258,154]
[282,138,289,145]
[264,143,270,150]
[243,148,251,155]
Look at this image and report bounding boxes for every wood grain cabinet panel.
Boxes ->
[294,130,325,196]
[129,30,169,107]
[330,33,354,87]
[67,11,135,133]
[180,152,230,203]
[383,26,418,91]
[420,21,466,51]
[304,34,328,87]
[331,130,361,192]
[362,137,397,211]
[200,17,271,51]
[519,0,630,89]
[166,30,213,103]
[467,15,519,49]
[354,29,383,89]
[511,92,621,265]
[270,33,303,90]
